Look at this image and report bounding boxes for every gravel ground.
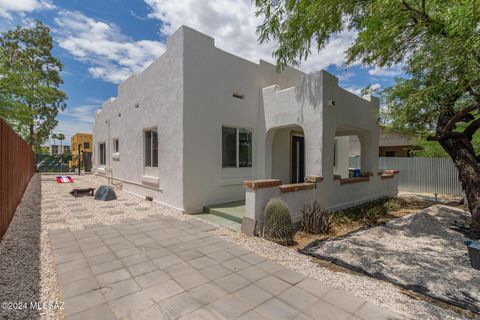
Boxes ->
[213,226,473,320]
[0,173,473,320]
[0,174,62,320]
[302,205,480,316]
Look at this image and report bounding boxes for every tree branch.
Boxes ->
[401,0,448,36]
[443,103,479,133]
[464,117,480,140]
[427,132,465,141]
[401,0,415,13]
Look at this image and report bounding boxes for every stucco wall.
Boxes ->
[247,70,396,228]
[245,175,399,228]
[93,27,186,210]
[181,27,304,212]
[262,71,379,180]
[321,74,380,180]
[334,136,349,178]
[93,25,392,216]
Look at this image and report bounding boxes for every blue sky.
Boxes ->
[1,0,403,145]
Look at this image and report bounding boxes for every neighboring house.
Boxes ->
[69,133,93,170]
[349,128,418,158]
[49,144,70,156]
[93,26,398,227]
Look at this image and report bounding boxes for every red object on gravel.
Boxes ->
[56,176,73,183]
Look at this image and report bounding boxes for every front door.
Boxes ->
[291,135,305,183]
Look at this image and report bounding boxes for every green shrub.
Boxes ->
[333,197,406,225]
[301,200,333,234]
[264,198,294,246]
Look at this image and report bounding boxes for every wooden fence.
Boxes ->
[0,119,35,240]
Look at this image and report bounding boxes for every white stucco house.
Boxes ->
[93,26,399,234]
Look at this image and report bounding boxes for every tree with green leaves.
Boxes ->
[51,132,57,154]
[414,124,480,157]
[0,21,67,151]
[255,0,480,228]
[57,133,65,154]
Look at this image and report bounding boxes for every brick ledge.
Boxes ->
[244,179,282,189]
[384,169,400,174]
[340,177,370,185]
[279,183,316,193]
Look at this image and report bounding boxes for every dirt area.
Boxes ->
[292,196,462,250]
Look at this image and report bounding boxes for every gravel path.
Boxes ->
[0,173,472,320]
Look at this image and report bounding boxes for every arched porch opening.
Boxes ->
[335,125,375,177]
[265,124,305,183]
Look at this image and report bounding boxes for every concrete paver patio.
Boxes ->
[49,214,403,319]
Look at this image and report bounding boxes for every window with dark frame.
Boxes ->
[99,143,106,165]
[222,127,237,167]
[144,129,158,167]
[84,142,90,149]
[222,126,252,168]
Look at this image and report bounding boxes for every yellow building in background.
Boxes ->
[68,133,93,169]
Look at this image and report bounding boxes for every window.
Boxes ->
[222,127,237,167]
[222,126,252,168]
[144,129,158,167]
[238,128,252,167]
[113,139,119,153]
[99,143,106,165]
[84,142,90,149]
[385,151,396,157]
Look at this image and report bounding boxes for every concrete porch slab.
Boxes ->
[203,200,245,223]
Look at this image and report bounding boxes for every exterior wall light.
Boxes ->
[328,99,336,107]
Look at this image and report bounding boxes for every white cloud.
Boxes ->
[345,86,363,96]
[0,0,54,19]
[336,69,355,81]
[144,0,356,72]
[53,10,166,84]
[368,66,403,77]
[345,83,381,96]
[52,104,99,143]
[47,1,357,84]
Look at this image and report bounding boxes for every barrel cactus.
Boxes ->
[264,198,294,246]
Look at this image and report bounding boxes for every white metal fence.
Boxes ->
[349,157,463,195]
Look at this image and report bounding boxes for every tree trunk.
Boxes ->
[439,138,480,229]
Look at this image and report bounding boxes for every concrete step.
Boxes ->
[203,200,245,224]
[194,213,241,233]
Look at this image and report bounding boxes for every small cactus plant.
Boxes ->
[264,198,294,246]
